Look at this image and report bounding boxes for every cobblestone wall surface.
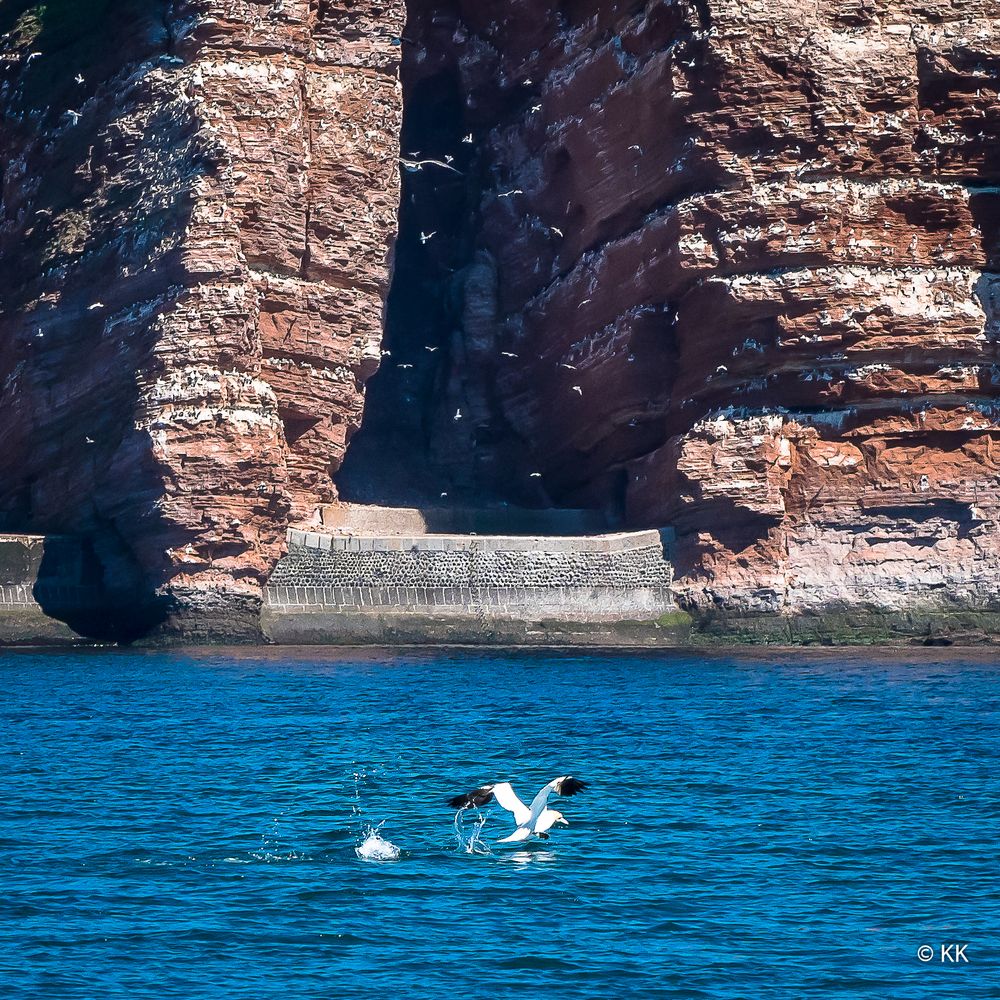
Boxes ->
[271,533,673,590]
[266,529,675,619]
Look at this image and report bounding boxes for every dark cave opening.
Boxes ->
[337,66,479,506]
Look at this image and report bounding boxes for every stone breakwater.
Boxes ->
[263,527,676,645]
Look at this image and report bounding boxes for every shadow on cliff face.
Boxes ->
[338,66,484,505]
[31,534,166,643]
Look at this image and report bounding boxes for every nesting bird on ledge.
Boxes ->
[449,775,587,843]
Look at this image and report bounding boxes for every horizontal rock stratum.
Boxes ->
[1,1,999,642]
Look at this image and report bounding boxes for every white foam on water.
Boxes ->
[355,822,401,862]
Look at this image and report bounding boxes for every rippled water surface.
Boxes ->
[1,648,998,998]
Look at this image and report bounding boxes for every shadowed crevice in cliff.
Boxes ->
[31,533,170,643]
[338,64,490,505]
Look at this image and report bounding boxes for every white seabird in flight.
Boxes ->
[399,157,463,175]
[449,775,587,843]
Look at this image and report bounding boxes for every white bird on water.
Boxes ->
[449,776,587,843]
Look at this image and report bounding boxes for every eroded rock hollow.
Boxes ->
[2,0,999,637]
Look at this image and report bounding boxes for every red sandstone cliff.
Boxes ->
[398,0,1000,624]
[2,1,1000,637]
[0,1,401,634]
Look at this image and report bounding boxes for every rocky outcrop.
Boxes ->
[0,1,401,634]
[3,0,999,640]
[397,0,1000,623]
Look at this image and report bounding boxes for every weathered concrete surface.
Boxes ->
[317,503,610,536]
[264,526,676,640]
[262,608,694,648]
[0,1,402,638]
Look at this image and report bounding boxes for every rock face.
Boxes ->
[395,0,1000,624]
[2,0,999,638]
[0,1,401,634]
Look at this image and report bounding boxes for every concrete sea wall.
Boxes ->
[262,527,679,645]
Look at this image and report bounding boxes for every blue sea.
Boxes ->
[1,648,997,999]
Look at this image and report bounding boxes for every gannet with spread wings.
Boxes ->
[448,776,587,842]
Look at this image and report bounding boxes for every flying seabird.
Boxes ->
[529,472,542,478]
[501,351,519,358]
[559,362,577,370]
[420,231,436,244]
[462,133,474,144]
[75,73,84,84]
[498,189,523,198]
[65,110,81,125]
[448,776,587,843]
[453,408,462,421]
[400,157,463,175]
[424,345,438,352]
[550,226,564,237]
[398,363,414,369]
[572,385,583,395]
[26,52,41,64]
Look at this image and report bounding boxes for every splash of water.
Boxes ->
[453,809,492,855]
[251,812,307,862]
[355,821,401,862]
